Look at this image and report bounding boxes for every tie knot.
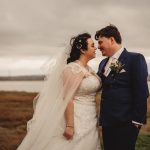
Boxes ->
[109,57,118,63]
[107,57,114,64]
[103,57,117,77]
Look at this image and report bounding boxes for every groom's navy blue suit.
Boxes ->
[97,49,149,150]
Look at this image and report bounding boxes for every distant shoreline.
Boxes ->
[0,80,44,92]
[0,75,45,81]
[1,74,150,81]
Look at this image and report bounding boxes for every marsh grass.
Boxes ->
[0,91,149,150]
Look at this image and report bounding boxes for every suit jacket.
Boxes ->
[97,49,149,126]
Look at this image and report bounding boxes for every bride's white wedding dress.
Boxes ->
[17,62,101,150]
[49,62,101,150]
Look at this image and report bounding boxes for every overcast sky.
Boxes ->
[0,0,150,54]
[0,0,150,75]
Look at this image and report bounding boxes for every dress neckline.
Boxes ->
[73,62,90,73]
[71,62,101,82]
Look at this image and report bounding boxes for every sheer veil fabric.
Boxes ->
[17,49,85,150]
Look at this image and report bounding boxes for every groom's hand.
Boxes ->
[133,123,142,129]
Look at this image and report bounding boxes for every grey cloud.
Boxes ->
[0,0,150,54]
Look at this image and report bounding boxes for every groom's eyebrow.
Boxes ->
[98,41,102,44]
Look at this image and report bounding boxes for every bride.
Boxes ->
[17,33,101,150]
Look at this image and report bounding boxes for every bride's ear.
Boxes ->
[80,49,86,54]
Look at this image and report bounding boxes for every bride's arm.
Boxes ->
[64,100,74,127]
[62,63,84,140]
[63,100,74,140]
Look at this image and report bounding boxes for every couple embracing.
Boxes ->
[17,25,149,150]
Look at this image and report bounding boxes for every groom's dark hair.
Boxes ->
[95,24,122,44]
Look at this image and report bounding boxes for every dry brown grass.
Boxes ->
[0,91,37,150]
[0,91,149,150]
[141,97,150,133]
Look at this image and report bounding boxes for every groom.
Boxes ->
[96,25,149,150]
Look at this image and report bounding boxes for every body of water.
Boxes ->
[0,81,150,92]
[0,81,44,92]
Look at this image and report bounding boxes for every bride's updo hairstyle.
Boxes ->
[67,33,91,64]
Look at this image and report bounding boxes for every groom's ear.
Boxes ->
[110,37,115,44]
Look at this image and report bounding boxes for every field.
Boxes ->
[0,91,36,150]
[0,91,150,150]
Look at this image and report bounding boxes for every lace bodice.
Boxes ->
[75,73,100,98]
[66,62,101,140]
[67,62,101,104]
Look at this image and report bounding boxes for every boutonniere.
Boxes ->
[110,60,124,74]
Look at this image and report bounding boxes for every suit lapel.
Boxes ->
[118,48,128,65]
[104,48,128,81]
[98,58,109,76]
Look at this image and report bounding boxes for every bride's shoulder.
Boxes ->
[64,62,82,74]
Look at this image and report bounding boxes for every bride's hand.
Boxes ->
[63,126,74,140]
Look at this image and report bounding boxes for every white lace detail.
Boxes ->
[64,62,97,77]
[74,102,98,139]
[65,62,83,74]
[72,66,101,139]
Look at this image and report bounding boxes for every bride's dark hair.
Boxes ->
[67,33,91,64]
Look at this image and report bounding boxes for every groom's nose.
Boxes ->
[98,45,101,50]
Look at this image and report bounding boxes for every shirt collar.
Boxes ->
[111,47,124,59]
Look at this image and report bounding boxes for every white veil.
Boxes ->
[17,48,85,150]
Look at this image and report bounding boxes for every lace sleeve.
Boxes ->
[65,62,83,74]
[63,63,84,101]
